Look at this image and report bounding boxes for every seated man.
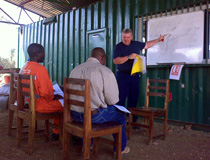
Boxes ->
[69,47,129,154]
[19,43,63,140]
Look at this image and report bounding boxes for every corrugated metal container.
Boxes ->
[18,0,210,125]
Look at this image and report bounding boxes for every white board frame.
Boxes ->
[146,10,204,65]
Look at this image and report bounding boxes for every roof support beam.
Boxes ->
[18,8,22,23]
[0,21,24,26]
[20,0,35,6]
[0,8,16,23]
[23,8,34,23]
[4,0,45,18]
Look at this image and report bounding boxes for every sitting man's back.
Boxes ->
[69,47,130,154]
[20,43,63,139]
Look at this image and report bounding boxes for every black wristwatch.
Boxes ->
[127,55,130,60]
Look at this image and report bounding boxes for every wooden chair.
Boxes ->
[8,73,18,135]
[16,74,63,154]
[128,79,170,144]
[7,70,21,135]
[63,78,122,160]
[8,72,38,136]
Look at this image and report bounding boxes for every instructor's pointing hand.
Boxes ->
[159,34,167,42]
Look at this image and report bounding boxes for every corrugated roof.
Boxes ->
[4,0,102,18]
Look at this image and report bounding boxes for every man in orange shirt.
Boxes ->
[20,43,63,140]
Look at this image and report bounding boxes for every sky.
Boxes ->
[0,1,40,59]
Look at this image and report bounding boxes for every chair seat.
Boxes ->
[129,107,166,116]
[69,121,122,131]
[9,104,17,111]
[18,108,63,120]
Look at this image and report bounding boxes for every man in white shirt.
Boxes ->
[69,47,129,154]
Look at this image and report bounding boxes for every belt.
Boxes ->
[91,109,99,115]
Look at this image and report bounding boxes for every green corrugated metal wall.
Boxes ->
[18,0,210,125]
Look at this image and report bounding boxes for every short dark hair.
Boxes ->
[122,28,133,35]
[91,47,105,57]
[27,43,44,58]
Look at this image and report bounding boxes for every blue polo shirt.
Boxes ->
[113,41,145,72]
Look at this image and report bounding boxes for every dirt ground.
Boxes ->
[0,111,210,160]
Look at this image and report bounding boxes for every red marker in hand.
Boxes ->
[160,34,164,42]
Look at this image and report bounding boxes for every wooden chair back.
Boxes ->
[17,74,63,154]
[145,79,170,112]
[8,73,18,135]
[17,74,35,112]
[6,69,20,135]
[63,77,91,133]
[63,78,122,160]
[9,72,18,100]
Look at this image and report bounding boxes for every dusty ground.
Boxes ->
[0,111,210,160]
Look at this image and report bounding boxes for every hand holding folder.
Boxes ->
[131,55,146,75]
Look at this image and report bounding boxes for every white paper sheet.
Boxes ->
[52,82,64,106]
[114,105,131,114]
[53,83,64,97]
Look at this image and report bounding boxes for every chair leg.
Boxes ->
[93,138,98,159]
[59,118,63,148]
[144,116,148,136]
[163,113,167,139]
[35,121,38,130]
[128,113,133,140]
[116,127,122,160]
[17,117,23,147]
[28,119,36,154]
[148,115,154,145]
[45,120,49,142]
[83,138,91,160]
[8,109,14,135]
[63,131,70,160]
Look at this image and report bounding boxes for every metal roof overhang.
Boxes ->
[4,0,103,18]
[2,0,102,25]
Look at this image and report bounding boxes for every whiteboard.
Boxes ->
[147,11,204,65]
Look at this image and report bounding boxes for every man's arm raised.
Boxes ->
[144,34,167,49]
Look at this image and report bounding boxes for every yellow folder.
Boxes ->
[131,55,146,75]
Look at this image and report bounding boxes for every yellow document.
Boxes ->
[131,55,146,75]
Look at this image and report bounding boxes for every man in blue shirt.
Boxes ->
[113,28,166,122]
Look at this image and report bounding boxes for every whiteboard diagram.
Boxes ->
[147,11,204,65]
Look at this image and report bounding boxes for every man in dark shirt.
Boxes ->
[113,28,166,122]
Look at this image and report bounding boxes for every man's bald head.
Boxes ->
[91,47,106,65]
